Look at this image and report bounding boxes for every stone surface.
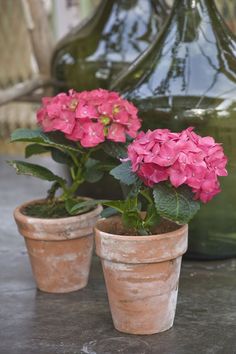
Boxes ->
[1,155,236,354]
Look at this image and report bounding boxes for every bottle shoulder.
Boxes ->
[52,0,160,65]
[115,6,236,106]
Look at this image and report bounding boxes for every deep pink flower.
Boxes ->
[205,145,228,176]
[123,100,138,116]
[38,109,75,134]
[168,161,187,187]
[127,147,142,172]
[151,128,174,142]
[98,102,114,117]
[37,89,141,148]
[152,140,179,167]
[113,108,130,125]
[126,118,142,138]
[75,101,99,119]
[36,91,77,134]
[127,127,228,203]
[66,121,85,141]
[138,163,169,186]
[107,123,126,142]
[80,122,105,147]
[185,165,207,189]
[36,107,46,123]
[193,171,221,203]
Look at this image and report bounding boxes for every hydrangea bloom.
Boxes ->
[127,127,228,203]
[37,89,141,148]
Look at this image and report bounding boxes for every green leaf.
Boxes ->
[25,142,73,166]
[11,128,43,142]
[102,141,127,159]
[153,183,200,225]
[47,181,61,200]
[101,207,118,218]
[85,158,99,169]
[103,200,129,214]
[7,160,66,185]
[103,197,138,214]
[121,179,142,199]
[66,198,105,215]
[144,204,159,229]
[11,129,80,153]
[124,197,139,211]
[66,197,139,218]
[110,161,138,186]
[122,210,143,230]
[51,149,72,165]
[65,199,95,215]
[84,158,104,183]
[25,144,49,158]
[103,197,142,232]
[65,199,78,214]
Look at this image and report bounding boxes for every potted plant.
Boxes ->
[9,88,141,293]
[70,127,228,334]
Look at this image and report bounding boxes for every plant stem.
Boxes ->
[62,149,92,200]
[140,189,153,204]
[68,150,80,167]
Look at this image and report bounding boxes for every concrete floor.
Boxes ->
[1,155,236,354]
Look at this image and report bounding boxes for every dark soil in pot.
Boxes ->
[22,199,93,219]
[99,216,181,236]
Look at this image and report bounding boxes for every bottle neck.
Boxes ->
[104,0,145,11]
[167,0,235,44]
[175,0,209,9]
[172,0,220,20]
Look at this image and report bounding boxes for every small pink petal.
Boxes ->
[107,123,126,142]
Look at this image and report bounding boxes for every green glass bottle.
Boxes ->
[113,0,236,259]
[51,0,169,200]
[216,0,236,33]
[51,0,169,92]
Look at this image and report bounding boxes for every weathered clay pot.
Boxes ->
[14,199,102,293]
[95,216,188,335]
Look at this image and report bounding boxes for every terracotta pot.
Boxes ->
[14,199,102,293]
[95,216,188,335]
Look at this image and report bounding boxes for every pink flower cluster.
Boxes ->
[37,89,141,148]
[127,128,228,203]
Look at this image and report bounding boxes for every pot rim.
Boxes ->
[95,216,187,241]
[95,216,188,263]
[14,197,102,224]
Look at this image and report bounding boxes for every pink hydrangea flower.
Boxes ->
[127,127,228,203]
[80,122,105,147]
[107,123,126,143]
[37,92,76,134]
[37,89,141,148]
